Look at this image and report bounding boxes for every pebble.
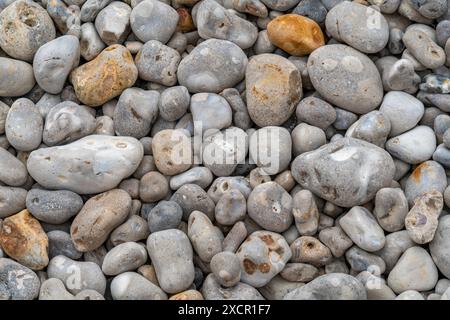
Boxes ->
[0,147,28,187]
[0,186,27,218]
[396,290,424,300]
[374,187,409,232]
[0,209,49,270]
[292,138,395,207]
[188,211,223,262]
[177,39,248,93]
[135,40,180,86]
[39,278,74,300]
[210,251,241,287]
[158,86,190,122]
[70,189,131,252]
[27,135,143,194]
[33,35,80,94]
[340,206,386,252]
[95,1,131,45]
[215,190,246,226]
[319,226,353,258]
[386,126,437,164]
[430,215,450,278]
[345,246,386,274]
[43,101,96,146]
[147,229,195,294]
[0,258,40,300]
[290,236,332,267]
[0,57,35,97]
[326,2,389,53]
[148,200,182,233]
[110,272,167,300]
[345,111,391,148]
[47,255,106,295]
[80,22,105,61]
[75,289,105,300]
[267,14,324,56]
[374,230,415,272]
[201,273,264,300]
[246,54,302,127]
[190,93,232,134]
[292,123,326,156]
[0,0,56,61]
[296,97,336,130]
[109,215,149,246]
[102,242,147,275]
[70,45,138,107]
[113,88,159,138]
[169,167,213,190]
[130,0,178,44]
[387,246,438,294]
[307,44,383,114]
[284,273,366,300]
[236,231,291,288]
[171,183,215,221]
[48,230,82,260]
[293,0,328,25]
[292,189,319,236]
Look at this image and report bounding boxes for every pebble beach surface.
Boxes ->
[0,0,450,301]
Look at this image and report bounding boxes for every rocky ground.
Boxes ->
[0,0,450,300]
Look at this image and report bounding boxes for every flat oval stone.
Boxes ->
[430,215,450,278]
[291,138,395,207]
[70,44,138,107]
[5,98,43,151]
[70,189,131,252]
[236,231,291,288]
[0,57,35,97]
[307,44,383,114]
[325,1,389,53]
[177,39,248,93]
[147,229,195,294]
[27,135,143,194]
[0,147,28,187]
[246,54,302,127]
[0,258,40,300]
[267,14,325,56]
[26,189,83,224]
[0,186,27,218]
[33,35,80,94]
[0,0,56,61]
[386,126,437,164]
[102,242,147,276]
[0,209,48,270]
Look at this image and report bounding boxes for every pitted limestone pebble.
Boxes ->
[430,215,450,278]
[201,273,264,300]
[202,127,248,177]
[113,88,159,138]
[247,182,293,233]
[196,0,257,50]
[326,2,389,54]
[210,251,241,287]
[0,209,49,270]
[147,229,195,294]
[109,215,149,246]
[387,246,438,294]
[405,190,443,244]
[27,135,143,194]
[190,93,233,134]
[101,242,147,275]
[246,54,302,127]
[345,111,391,148]
[319,226,353,258]
[95,1,131,46]
[43,101,96,146]
[284,273,367,300]
[292,189,319,236]
[215,190,246,226]
[80,22,105,61]
[135,40,180,86]
[70,189,131,252]
[26,189,82,225]
[70,44,138,107]
[307,44,383,114]
[374,187,409,232]
[152,129,192,176]
[236,231,292,288]
[249,126,292,176]
[290,236,332,267]
[110,272,167,300]
[47,230,82,260]
[292,123,326,156]
[405,160,447,206]
[0,258,40,300]
[158,86,190,122]
[0,0,56,62]
[296,97,336,130]
[249,167,271,189]
[291,137,395,208]
[5,98,43,152]
[0,186,27,218]
[148,200,182,233]
[177,39,248,93]
[171,183,215,221]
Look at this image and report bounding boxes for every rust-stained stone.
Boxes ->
[176,7,195,33]
[70,44,138,107]
[0,209,49,270]
[267,14,325,56]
